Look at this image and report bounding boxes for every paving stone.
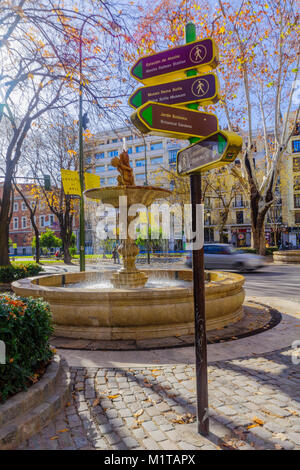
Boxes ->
[122,437,139,449]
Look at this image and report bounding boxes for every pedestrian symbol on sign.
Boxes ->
[190,44,207,64]
[192,78,209,98]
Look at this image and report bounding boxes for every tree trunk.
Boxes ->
[0,177,13,266]
[34,228,40,264]
[252,219,266,255]
[60,226,72,264]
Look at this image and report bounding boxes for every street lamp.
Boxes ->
[78,16,91,272]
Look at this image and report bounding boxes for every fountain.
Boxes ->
[12,148,245,342]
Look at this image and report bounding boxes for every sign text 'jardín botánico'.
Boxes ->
[131,101,219,140]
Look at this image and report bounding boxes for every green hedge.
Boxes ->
[0,294,53,402]
[0,263,43,283]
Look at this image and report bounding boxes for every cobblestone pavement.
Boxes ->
[19,346,300,451]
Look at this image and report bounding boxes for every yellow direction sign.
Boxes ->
[176,130,243,174]
[61,169,81,196]
[131,38,218,85]
[85,172,100,191]
[131,101,218,140]
[129,73,220,109]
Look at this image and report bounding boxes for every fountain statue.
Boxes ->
[84,143,171,288]
[12,141,245,342]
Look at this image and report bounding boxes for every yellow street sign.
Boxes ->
[177,130,243,174]
[131,38,219,85]
[85,172,100,191]
[61,169,81,196]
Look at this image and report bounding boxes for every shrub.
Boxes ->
[0,263,43,284]
[0,294,53,402]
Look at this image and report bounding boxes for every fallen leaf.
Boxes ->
[58,429,69,433]
[134,409,144,418]
[107,394,120,400]
[92,398,100,407]
[253,417,264,426]
[50,436,59,440]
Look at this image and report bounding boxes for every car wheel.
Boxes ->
[235,262,246,272]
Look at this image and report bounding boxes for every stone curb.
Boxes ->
[0,355,71,450]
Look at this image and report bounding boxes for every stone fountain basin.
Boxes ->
[12,270,245,340]
[273,250,300,264]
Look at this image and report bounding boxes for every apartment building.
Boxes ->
[0,183,78,256]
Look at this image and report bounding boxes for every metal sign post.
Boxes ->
[185,22,209,437]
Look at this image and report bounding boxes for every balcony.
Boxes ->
[232,201,249,209]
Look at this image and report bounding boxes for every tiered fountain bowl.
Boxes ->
[12,181,245,341]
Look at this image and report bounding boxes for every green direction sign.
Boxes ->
[177,130,243,174]
[131,101,218,140]
[131,38,218,85]
[129,73,220,109]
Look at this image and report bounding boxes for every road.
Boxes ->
[243,263,300,300]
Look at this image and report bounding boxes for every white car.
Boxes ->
[185,243,265,272]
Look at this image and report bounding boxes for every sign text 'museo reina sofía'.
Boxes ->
[130,38,219,85]
[177,131,243,174]
[129,73,220,109]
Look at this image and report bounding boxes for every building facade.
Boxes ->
[0,183,79,256]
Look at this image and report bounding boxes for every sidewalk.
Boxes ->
[18,297,300,451]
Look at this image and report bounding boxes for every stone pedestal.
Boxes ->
[110,238,148,289]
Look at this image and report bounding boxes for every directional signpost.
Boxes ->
[130,21,242,438]
[129,73,220,109]
[131,101,218,140]
[177,131,243,175]
[130,38,219,85]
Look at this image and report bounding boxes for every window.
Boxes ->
[294,175,300,191]
[136,159,145,167]
[49,215,54,226]
[31,201,36,209]
[150,142,163,151]
[295,212,300,224]
[21,216,27,228]
[128,147,132,154]
[204,245,231,254]
[169,149,179,164]
[292,140,300,153]
[295,194,300,208]
[86,157,92,164]
[40,215,45,227]
[112,138,118,143]
[150,156,163,166]
[236,211,244,224]
[136,145,145,153]
[108,177,117,185]
[108,150,118,158]
[95,152,105,160]
[100,178,106,185]
[108,165,116,171]
[13,217,18,230]
[21,202,26,211]
[95,165,106,173]
[13,202,18,212]
[126,135,133,141]
[293,157,300,172]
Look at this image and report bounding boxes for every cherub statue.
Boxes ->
[111,142,135,186]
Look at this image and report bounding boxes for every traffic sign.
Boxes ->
[131,101,218,140]
[177,130,243,174]
[130,38,219,85]
[129,73,220,109]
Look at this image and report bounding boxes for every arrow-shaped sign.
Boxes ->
[129,73,220,109]
[131,38,218,85]
[131,102,219,140]
[177,130,243,174]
